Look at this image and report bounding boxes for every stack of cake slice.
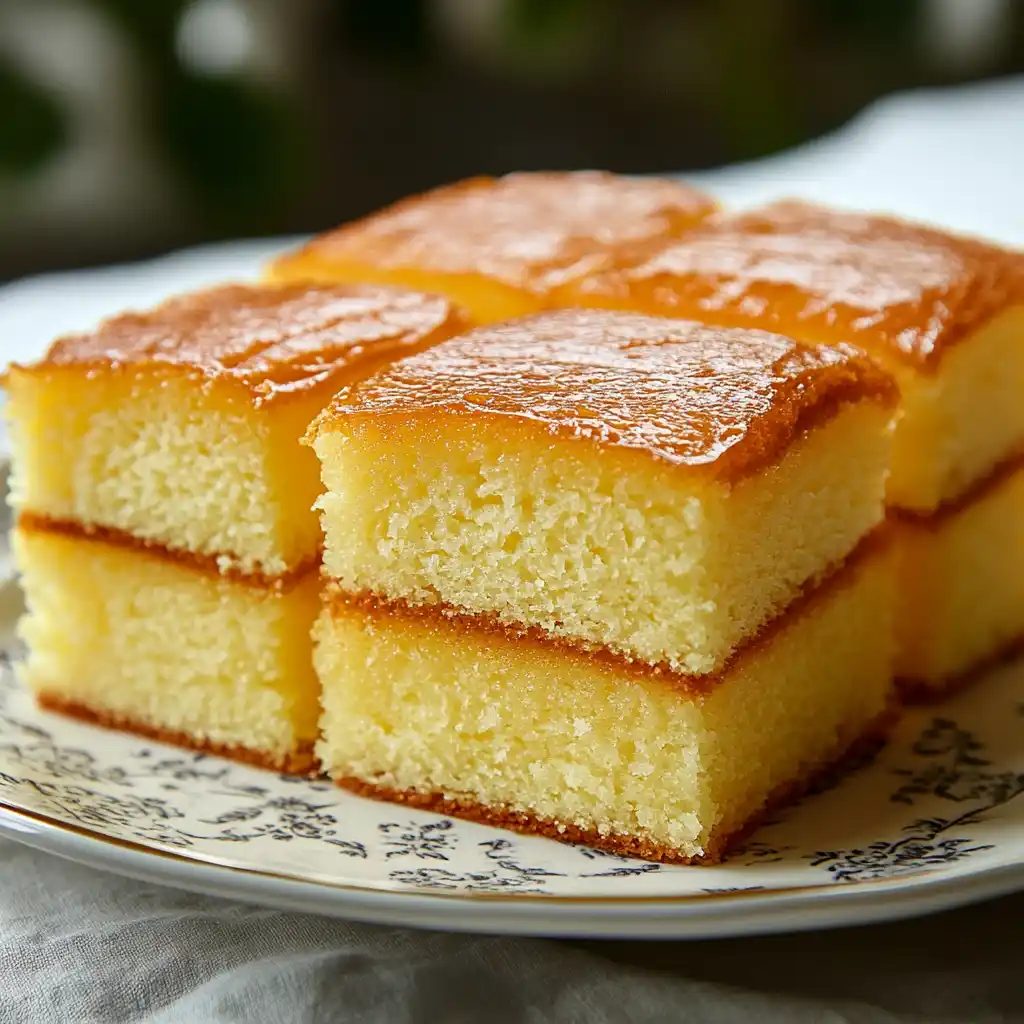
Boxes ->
[553,201,1024,696]
[8,169,1021,863]
[268,171,717,323]
[4,283,463,771]
[306,309,899,861]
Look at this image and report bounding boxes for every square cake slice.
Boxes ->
[3,283,464,769]
[307,309,898,861]
[307,310,896,675]
[316,536,894,862]
[554,202,1024,693]
[268,172,716,325]
[15,525,320,773]
[5,282,465,578]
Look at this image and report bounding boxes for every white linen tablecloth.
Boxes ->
[2,77,1024,1024]
[4,838,1024,1023]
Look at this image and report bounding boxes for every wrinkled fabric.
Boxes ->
[1,839,1021,1023]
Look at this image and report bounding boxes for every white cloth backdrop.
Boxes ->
[2,77,1023,1024]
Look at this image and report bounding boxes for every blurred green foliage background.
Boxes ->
[1,0,1021,279]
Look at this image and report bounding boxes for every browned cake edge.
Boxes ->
[17,512,319,591]
[7,282,468,409]
[334,704,896,865]
[621,205,1024,373]
[309,315,899,488]
[325,523,892,696]
[896,633,1024,705]
[270,172,718,280]
[36,692,319,776]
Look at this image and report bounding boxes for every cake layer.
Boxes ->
[4,283,464,576]
[268,172,717,323]
[560,201,1024,513]
[895,456,1024,694]
[14,525,321,772]
[309,311,896,674]
[315,537,896,862]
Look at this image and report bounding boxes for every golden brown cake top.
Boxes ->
[31,283,466,405]
[312,309,897,480]
[576,201,1024,369]
[279,172,716,293]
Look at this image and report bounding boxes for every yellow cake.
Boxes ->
[317,542,894,862]
[307,310,899,861]
[15,524,320,772]
[894,457,1024,693]
[268,172,717,324]
[5,282,466,577]
[4,282,465,770]
[557,202,1024,694]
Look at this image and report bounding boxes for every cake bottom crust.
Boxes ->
[37,692,318,776]
[335,706,895,865]
[896,632,1024,705]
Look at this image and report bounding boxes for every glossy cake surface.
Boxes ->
[311,309,896,482]
[269,172,717,322]
[309,305,899,860]
[309,310,895,674]
[567,200,1024,367]
[33,282,464,405]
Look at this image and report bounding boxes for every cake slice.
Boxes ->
[5,283,465,577]
[14,525,320,772]
[4,283,465,770]
[894,459,1024,694]
[309,310,896,675]
[268,172,716,324]
[557,202,1024,694]
[307,310,898,860]
[317,541,894,862]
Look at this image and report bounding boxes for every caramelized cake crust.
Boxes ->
[568,200,1024,369]
[562,202,1024,513]
[5,283,466,576]
[269,172,716,321]
[310,309,896,483]
[33,282,465,405]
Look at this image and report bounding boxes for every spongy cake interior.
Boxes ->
[14,526,321,765]
[5,366,326,577]
[875,307,1024,512]
[895,464,1024,686]
[313,400,891,675]
[315,541,894,860]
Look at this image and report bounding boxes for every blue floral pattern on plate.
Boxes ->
[2,642,1023,899]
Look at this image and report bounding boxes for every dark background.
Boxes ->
[1,0,1022,282]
